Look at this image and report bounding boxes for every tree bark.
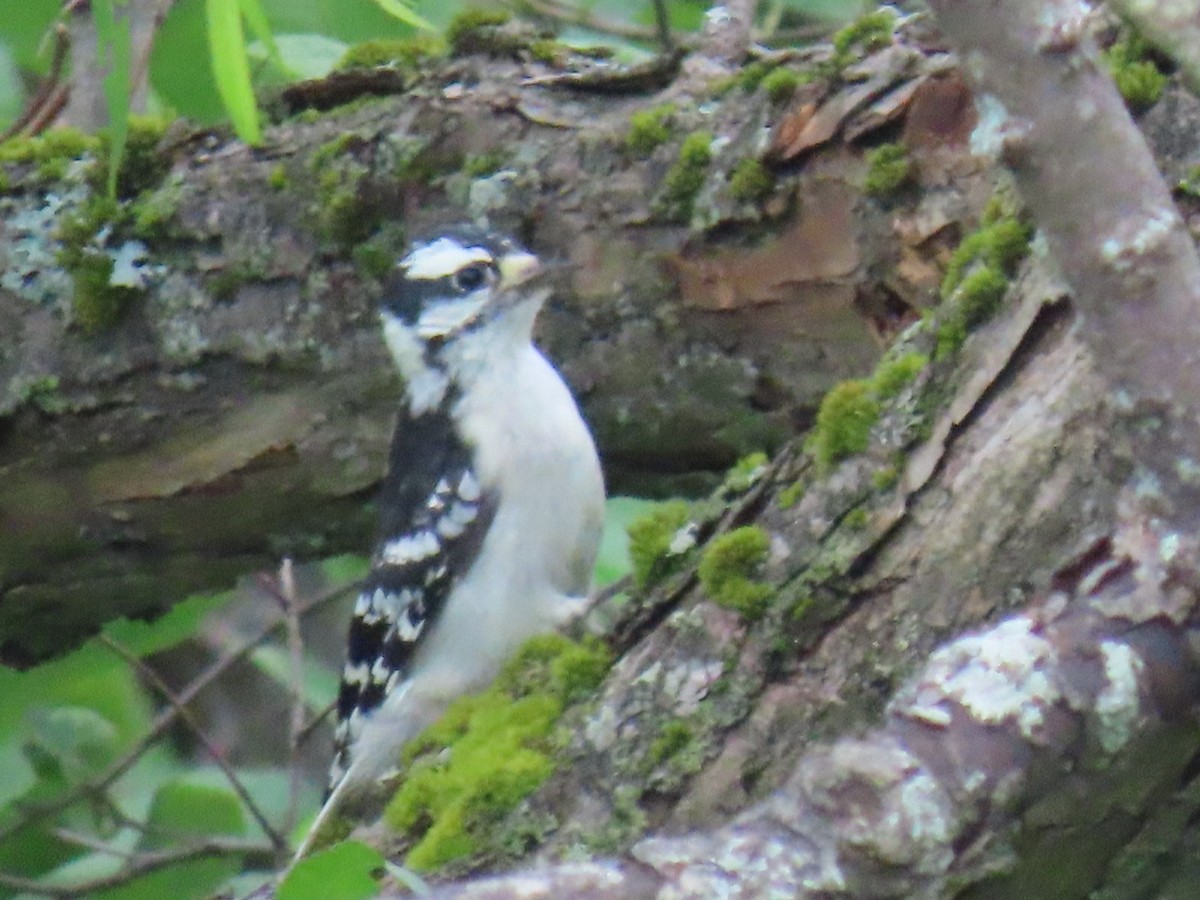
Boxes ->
[7,6,1200,896]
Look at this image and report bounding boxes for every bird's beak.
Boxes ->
[497,251,541,289]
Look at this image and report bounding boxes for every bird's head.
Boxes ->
[379,227,548,412]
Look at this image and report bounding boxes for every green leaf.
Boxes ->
[238,0,286,72]
[279,841,384,900]
[93,0,133,198]
[102,589,234,658]
[25,705,120,783]
[141,780,246,848]
[205,0,262,144]
[367,0,434,31]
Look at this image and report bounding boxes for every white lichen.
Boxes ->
[1095,640,1143,755]
[899,616,1059,740]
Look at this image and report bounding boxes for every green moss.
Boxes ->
[737,59,779,93]
[659,131,713,222]
[385,634,608,872]
[728,158,773,203]
[723,451,768,493]
[267,164,289,190]
[811,380,880,472]
[94,115,171,198]
[871,464,900,491]
[496,633,611,703]
[1178,165,1200,199]
[699,526,772,619]
[936,266,1009,357]
[649,720,695,765]
[0,128,99,182]
[463,151,507,178]
[336,35,446,70]
[529,39,568,66]
[311,132,359,169]
[940,216,1032,299]
[131,172,185,239]
[625,103,675,158]
[832,9,896,64]
[863,143,911,197]
[447,7,515,54]
[934,211,1032,359]
[843,507,869,530]
[68,254,138,332]
[24,376,68,414]
[872,351,927,399]
[56,195,140,332]
[761,67,801,103]
[778,480,806,509]
[1104,34,1167,111]
[626,501,692,589]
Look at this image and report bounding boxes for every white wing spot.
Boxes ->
[457,471,481,502]
[382,530,441,565]
[396,614,425,642]
[437,515,466,539]
[342,662,369,685]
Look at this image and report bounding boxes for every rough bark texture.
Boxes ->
[7,5,1200,897]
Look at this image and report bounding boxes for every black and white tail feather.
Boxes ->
[296,227,605,858]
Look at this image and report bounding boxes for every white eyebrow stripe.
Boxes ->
[401,238,494,280]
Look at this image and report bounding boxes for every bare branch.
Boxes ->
[279,558,307,837]
[0,579,354,848]
[0,837,274,897]
[922,0,1200,509]
[97,634,290,855]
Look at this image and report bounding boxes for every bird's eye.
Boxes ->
[454,264,489,292]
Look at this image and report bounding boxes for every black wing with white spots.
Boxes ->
[328,403,496,792]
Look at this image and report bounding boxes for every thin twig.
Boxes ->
[297,698,338,746]
[277,558,307,837]
[0,579,356,848]
[0,24,70,141]
[96,634,289,855]
[0,837,274,897]
[652,0,674,50]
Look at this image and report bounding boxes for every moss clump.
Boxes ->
[91,115,171,198]
[131,172,185,239]
[447,7,515,55]
[940,216,1031,299]
[336,35,445,71]
[778,480,806,509]
[843,507,869,530]
[872,351,928,399]
[463,151,507,178]
[832,9,896,65]
[659,131,713,222]
[649,720,695,766]
[1178,165,1200,199]
[496,633,611,704]
[863,143,911,197]
[385,634,609,872]
[625,103,675,158]
[728,158,773,203]
[529,39,568,66]
[0,128,99,181]
[736,59,780,93]
[57,195,140,332]
[761,67,801,103]
[811,380,880,471]
[627,501,692,589]
[872,464,900,491]
[934,213,1032,357]
[723,451,768,493]
[698,526,772,619]
[936,267,1008,357]
[267,164,288,190]
[1104,34,1167,111]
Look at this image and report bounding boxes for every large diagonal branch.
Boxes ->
[420,533,1200,898]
